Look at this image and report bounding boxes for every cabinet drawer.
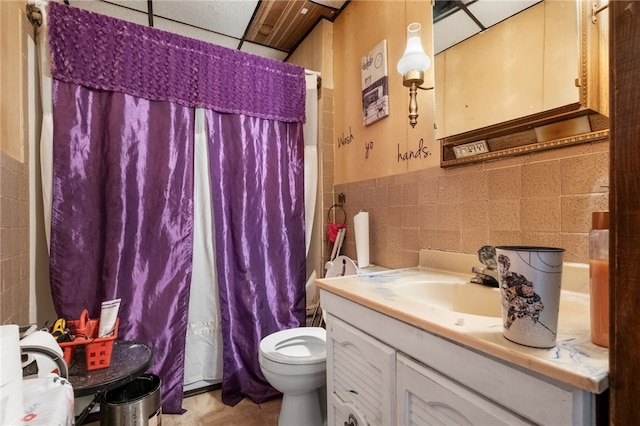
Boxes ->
[326,314,396,426]
[397,354,533,426]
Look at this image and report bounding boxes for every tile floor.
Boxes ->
[163,389,282,425]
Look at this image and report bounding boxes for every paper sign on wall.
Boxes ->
[361,40,389,126]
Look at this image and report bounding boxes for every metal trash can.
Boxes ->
[100,373,162,425]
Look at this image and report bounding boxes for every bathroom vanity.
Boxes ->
[316,250,608,426]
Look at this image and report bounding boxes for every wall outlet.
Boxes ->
[452,140,489,159]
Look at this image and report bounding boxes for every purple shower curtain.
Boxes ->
[47,2,306,413]
[49,82,195,414]
[206,111,306,405]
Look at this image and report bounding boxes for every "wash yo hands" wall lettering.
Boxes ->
[337,127,355,148]
[397,138,431,162]
[365,141,374,158]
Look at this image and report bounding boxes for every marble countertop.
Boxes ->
[316,252,609,394]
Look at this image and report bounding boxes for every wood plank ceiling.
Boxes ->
[246,1,345,54]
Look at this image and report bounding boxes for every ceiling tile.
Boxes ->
[151,0,258,39]
[434,10,482,54]
[64,0,539,62]
[153,17,240,49]
[65,0,348,61]
[240,41,288,62]
[70,0,149,25]
[467,0,542,29]
[102,0,148,13]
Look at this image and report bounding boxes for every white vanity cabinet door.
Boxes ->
[326,314,396,426]
[328,396,369,426]
[396,354,534,426]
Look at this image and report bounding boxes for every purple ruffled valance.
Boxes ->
[47,1,305,123]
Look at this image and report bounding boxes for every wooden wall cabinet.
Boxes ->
[437,0,609,167]
[437,3,547,138]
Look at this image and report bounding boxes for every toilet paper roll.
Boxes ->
[1,325,24,424]
[20,330,64,377]
[353,211,370,268]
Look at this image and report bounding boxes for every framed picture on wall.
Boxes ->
[361,40,389,126]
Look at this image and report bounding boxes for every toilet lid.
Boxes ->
[260,327,326,365]
[325,255,358,278]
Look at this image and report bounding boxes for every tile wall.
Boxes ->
[321,88,335,263]
[1,0,30,324]
[0,153,30,324]
[333,139,609,269]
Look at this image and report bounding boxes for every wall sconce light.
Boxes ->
[397,23,433,128]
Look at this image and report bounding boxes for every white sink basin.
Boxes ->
[393,281,502,317]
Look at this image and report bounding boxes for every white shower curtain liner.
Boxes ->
[304,73,319,256]
[33,0,53,251]
[183,109,223,390]
[184,73,321,390]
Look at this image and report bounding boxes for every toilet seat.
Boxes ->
[260,327,326,365]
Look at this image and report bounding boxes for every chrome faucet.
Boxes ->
[471,245,499,287]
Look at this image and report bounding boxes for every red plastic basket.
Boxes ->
[59,309,119,370]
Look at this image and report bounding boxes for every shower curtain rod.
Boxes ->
[305,69,322,90]
[26,2,44,27]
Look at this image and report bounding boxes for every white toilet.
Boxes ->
[259,255,358,426]
[259,327,327,426]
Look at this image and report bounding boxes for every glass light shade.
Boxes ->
[397,23,431,75]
